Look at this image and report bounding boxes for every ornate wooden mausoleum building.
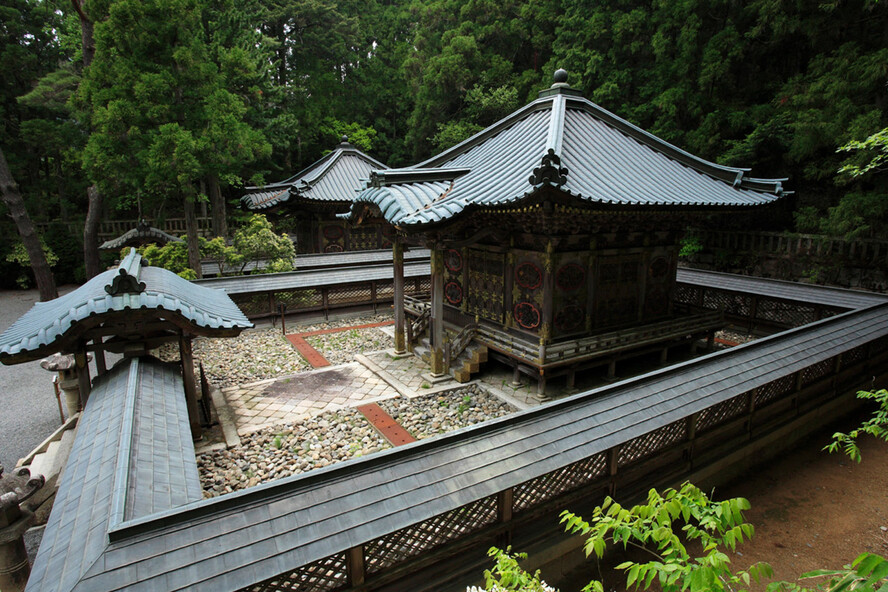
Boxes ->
[241,137,391,253]
[345,70,787,394]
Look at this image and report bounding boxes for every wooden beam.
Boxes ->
[179,334,202,440]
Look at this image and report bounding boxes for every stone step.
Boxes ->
[29,429,75,483]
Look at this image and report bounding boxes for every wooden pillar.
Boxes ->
[393,241,406,354]
[179,334,202,440]
[429,247,445,376]
[74,345,91,407]
[497,489,514,548]
[93,337,107,375]
[346,545,365,587]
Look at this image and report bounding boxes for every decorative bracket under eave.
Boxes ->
[529,149,569,187]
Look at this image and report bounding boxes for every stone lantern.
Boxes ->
[40,352,91,417]
[0,465,44,592]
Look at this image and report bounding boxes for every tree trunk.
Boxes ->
[183,195,203,278]
[207,174,228,239]
[72,0,95,68]
[0,147,57,301]
[75,0,103,279]
[83,185,103,278]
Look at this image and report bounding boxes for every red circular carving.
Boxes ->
[322,225,344,240]
[556,263,585,292]
[513,301,541,330]
[444,281,463,305]
[555,304,584,332]
[324,243,343,253]
[445,249,463,273]
[515,262,542,290]
[650,257,669,280]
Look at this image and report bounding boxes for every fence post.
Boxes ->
[346,545,366,587]
[497,489,514,548]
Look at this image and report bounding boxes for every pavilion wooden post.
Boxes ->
[179,333,202,440]
[392,241,407,354]
[429,247,446,376]
[74,343,91,407]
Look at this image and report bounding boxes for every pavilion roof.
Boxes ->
[344,72,787,228]
[0,249,252,364]
[98,221,182,250]
[241,138,388,211]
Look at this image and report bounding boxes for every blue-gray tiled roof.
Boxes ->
[0,249,252,363]
[30,300,888,592]
[25,356,204,592]
[346,83,786,228]
[98,225,183,250]
[242,140,388,210]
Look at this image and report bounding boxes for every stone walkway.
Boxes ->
[210,324,538,447]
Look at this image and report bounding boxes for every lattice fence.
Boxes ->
[755,375,795,408]
[842,344,868,368]
[276,289,323,310]
[756,298,816,327]
[674,284,701,306]
[232,293,273,317]
[696,394,748,433]
[702,291,751,316]
[513,452,608,513]
[618,420,687,466]
[801,359,834,386]
[364,495,498,575]
[240,552,348,592]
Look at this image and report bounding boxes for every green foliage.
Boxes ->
[80,0,272,217]
[679,234,704,260]
[230,214,295,274]
[137,242,194,277]
[561,482,772,592]
[825,389,888,463]
[44,220,85,284]
[767,552,888,592]
[474,547,560,592]
[5,239,60,289]
[838,127,888,179]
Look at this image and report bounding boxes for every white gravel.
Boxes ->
[198,407,391,497]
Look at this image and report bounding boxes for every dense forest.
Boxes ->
[0,0,886,290]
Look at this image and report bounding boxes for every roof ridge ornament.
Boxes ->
[530,149,569,187]
[105,248,146,296]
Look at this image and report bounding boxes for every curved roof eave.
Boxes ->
[0,250,252,364]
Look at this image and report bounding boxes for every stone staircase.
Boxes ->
[17,417,79,523]
[449,342,488,383]
[412,337,488,383]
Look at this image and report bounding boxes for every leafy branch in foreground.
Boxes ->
[560,482,772,592]
[767,552,888,592]
[466,547,559,592]
[825,389,888,463]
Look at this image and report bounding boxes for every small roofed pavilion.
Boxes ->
[344,70,787,396]
[0,248,252,438]
[241,137,391,253]
[98,219,183,251]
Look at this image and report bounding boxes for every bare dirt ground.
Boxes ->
[554,412,888,591]
[722,419,888,589]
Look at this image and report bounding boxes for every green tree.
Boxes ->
[80,0,271,278]
[826,389,888,463]
[228,214,294,274]
[561,483,771,592]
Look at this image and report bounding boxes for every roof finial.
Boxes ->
[553,69,569,86]
[340,135,349,144]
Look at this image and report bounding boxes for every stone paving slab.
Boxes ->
[221,362,399,436]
